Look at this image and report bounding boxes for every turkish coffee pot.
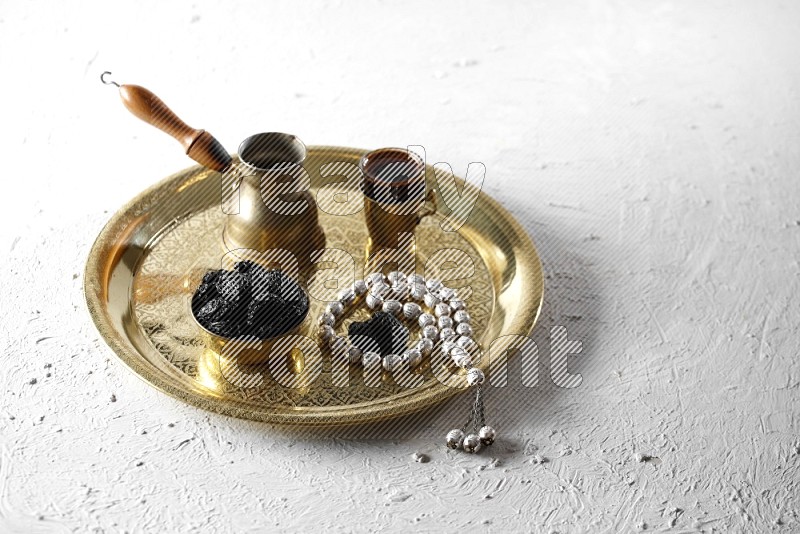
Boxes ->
[100,72,326,276]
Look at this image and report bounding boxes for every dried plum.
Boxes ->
[251,269,284,301]
[234,260,257,273]
[193,282,217,302]
[215,271,245,302]
[195,297,223,321]
[348,311,409,356]
[201,270,220,285]
[246,296,282,327]
[192,261,308,339]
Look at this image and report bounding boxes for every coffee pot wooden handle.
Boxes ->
[115,82,232,172]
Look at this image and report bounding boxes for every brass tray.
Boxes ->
[84,146,543,426]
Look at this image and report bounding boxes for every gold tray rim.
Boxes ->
[84,145,544,427]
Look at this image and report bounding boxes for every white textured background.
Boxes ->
[1,1,799,532]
